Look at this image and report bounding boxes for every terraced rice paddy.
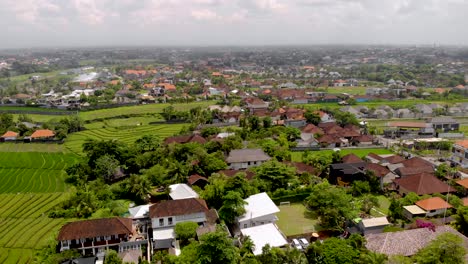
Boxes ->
[0,193,68,263]
[0,152,77,193]
[65,123,186,154]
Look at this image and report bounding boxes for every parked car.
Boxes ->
[292,239,302,250]
[299,238,309,249]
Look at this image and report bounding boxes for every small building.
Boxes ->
[357,217,390,235]
[226,149,271,170]
[393,173,455,195]
[403,205,427,220]
[169,184,199,200]
[0,131,18,141]
[451,140,468,168]
[430,117,460,132]
[30,129,55,140]
[415,197,452,217]
[237,192,279,229]
[188,174,208,189]
[240,223,288,256]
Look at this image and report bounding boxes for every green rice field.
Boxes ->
[291,148,393,162]
[64,123,186,154]
[0,152,77,193]
[0,193,68,263]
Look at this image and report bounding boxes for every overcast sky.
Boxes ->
[1,0,467,48]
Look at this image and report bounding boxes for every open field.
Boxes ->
[290,148,393,162]
[0,152,76,193]
[65,123,186,154]
[0,193,68,263]
[277,203,321,236]
[83,115,164,130]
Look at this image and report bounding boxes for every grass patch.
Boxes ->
[291,148,393,162]
[277,203,321,236]
[376,195,390,215]
[326,86,367,95]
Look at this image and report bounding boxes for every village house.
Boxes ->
[57,217,145,256]
[414,197,453,217]
[237,192,280,229]
[393,172,455,195]
[356,217,390,235]
[29,129,55,141]
[0,131,18,142]
[226,149,271,170]
[451,140,468,168]
[429,116,460,132]
[149,198,210,249]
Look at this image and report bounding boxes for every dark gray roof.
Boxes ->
[226,149,271,163]
[430,116,458,124]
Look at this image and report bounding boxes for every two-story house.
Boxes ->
[451,140,468,168]
[429,117,460,132]
[149,198,209,249]
[226,149,271,170]
[237,192,279,229]
[57,217,146,256]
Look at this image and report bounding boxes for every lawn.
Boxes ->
[277,203,321,236]
[291,148,394,162]
[326,86,367,95]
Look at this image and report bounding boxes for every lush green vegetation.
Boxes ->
[0,143,65,152]
[0,152,77,193]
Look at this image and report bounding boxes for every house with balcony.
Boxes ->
[57,217,146,256]
[149,198,210,249]
[237,192,279,229]
[226,149,271,170]
[451,140,468,168]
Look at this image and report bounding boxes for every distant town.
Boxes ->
[2,46,468,264]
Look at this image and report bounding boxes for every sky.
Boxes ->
[0,0,467,48]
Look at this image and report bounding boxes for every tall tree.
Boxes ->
[197,231,239,264]
[219,191,247,224]
[413,233,466,264]
[306,180,357,230]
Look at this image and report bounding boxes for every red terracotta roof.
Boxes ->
[400,157,434,168]
[58,217,132,241]
[456,179,468,189]
[395,166,434,177]
[218,169,256,180]
[342,153,364,164]
[301,124,323,134]
[353,134,374,143]
[367,153,383,161]
[188,174,208,185]
[393,173,455,195]
[164,134,206,145]
[365,163,390,177]
[1,131,18,138]
[455,140,468,149]
[158,83,176,90]
[384,155,406,164]
[283,161,316,175]
[416,197,452,211]
[30,129,55,139]
[149,198,209,218]
[462,197,468,206]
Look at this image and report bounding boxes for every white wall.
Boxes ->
[151,212,206,229]
[229,160,265,170]
[239,213,278,229]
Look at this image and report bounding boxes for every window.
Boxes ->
[244,224,247,228]
[96,236,100,242]
[63,240,69,247]
[168,217,173,225]
[159,218,164,226]
[260,222,264,225]
[253,161,257,165]
[248,162,251,165]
